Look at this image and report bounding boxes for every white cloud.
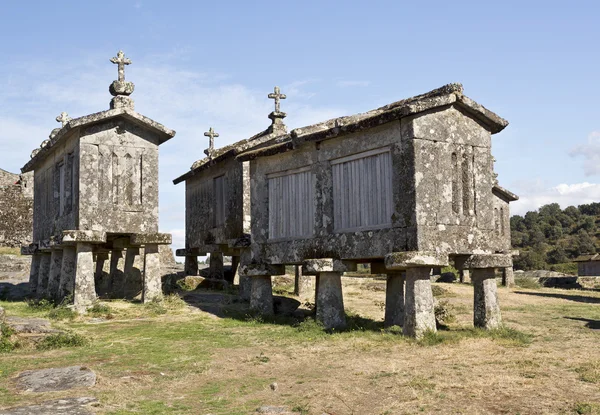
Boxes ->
[511,181,600,216]
[336,80,371,88]
[570,131,600,176]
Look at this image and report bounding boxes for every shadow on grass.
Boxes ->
[0,282,30,302]
[565,317,600,330]
[514,290,600,304]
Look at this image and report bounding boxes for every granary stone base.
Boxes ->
[143,244,162,303]
[502,267,514,288]
[460,269,471,284]
[384,272,405,328]
[250,275,274,316]
[94,253,110,297]
[239,275,252,301]
[184,255,198,276]
[123,247,142,299]
[48,249,63,301]
[209,252,224,279]
[294,265,313,297]
[472,268,502,329]
[37,253,51,299]
[316,272,347,331]
[28,254,42,297]
[59,246,76,300]
[73,243,96,310]
[403,267,436,338]
[109,248,125,297]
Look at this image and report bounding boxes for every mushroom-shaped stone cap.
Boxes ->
[30,148,40,159]
[40,139,51,149]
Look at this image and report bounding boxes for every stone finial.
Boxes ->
[267,86,287,134]
[268,86,286,113]
[203,127,219,159]
[109,50,135,110]
[110,50,132,83]
[30,148,40,159]
[56,112,71,127]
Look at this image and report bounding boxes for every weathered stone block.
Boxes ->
[385,272,405,327]
[316,272,346,330]
[403,267,436,338]
[472,268,502,329]
[250,276,274,316]
[385,251,449,270]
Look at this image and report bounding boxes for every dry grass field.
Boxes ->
[0,277,599,415]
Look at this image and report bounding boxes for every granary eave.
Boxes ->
[492,185,519,202]
[236,139,294,162]
[238,84,508,161]
[173,127,285,185]
[22,108,176,173]
[573,254,600,262]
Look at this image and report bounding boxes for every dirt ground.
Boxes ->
[0,276,599,415]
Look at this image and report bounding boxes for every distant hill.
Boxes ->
[510,202,600,272]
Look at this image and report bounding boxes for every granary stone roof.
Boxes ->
[172,124,285,185]
[492,185,519,202]
[22,108,176,173]
[237,83,509,161]
[573,253,600,262]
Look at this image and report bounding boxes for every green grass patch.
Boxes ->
[574,402,600,415]
[0,247,20,255]
[576,361,600,384]
[36,332,88,351]
[0,323,17,353]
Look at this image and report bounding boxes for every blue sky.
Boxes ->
[1,1,599,250]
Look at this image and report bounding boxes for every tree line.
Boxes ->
[510,202,600,271]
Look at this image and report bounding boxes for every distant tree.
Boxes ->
[578,216,597,232]
[564,205,581,219]
[574,229,597,256]
[579,203,600,216]
[539,203,562,218]
[513,249,546,271]
[547,246,568,264]
[523,211,539,228]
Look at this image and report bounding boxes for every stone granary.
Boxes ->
[237,83,518,337]
[21,51,174,310]
[172,87,289,294]
[574,254,600,277]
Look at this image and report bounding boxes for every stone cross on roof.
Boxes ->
[110,50,132,82]
[268,86,286,113]
[55,112,71,127]
[203,127,219,159]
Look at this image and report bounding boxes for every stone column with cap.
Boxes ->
[36,253,52,299]
[239,263,285,316]
[267,86,288,134]
[372,262,405,328]
[463,254,511,329]
[47,248,64,301]
[303,259,356,331]
[28,253,42,297]
[385,251,449,338]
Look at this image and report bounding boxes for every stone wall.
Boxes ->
[0,170,33,248]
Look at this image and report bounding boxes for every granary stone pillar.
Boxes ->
[36,253,52,299]
[237,250,253,302]
[28,253,42,297]
[240,263,286,316]
[502,267,515,288]
[58,246,77,301]
[73,243,97,310]
[231,256,240,285]
[184,255,198,276]
[143,244,162,303]
[304,259,355,331]
[47,249,64,301]
[294,265,313,297]
[432,267,442,277]
[94,253,111,297]
[209,252,224,280]
[123,247,143,299]
[250,276,274,316]
[463,254,511,330]
[460,269,471,284]
[108,248,125,297]
[372,262,405,328]
[385,251,449,338]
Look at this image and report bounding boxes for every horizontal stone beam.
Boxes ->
[302,258,357,275]
[20,244,38,255]
[239,263,286,277]
[130,233,172,245]
[385,251,449,270]
[462,254,513,269]
[62,230,107,244]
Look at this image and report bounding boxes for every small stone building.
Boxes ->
[0,169,33,248]
[574,254,600,277]
[172,88,289,294]
[21,51,174,310]
[237,83,518,337]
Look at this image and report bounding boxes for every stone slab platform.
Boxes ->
[15,366,96,393]
[0,397,97,415]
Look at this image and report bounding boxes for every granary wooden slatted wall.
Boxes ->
[331,148,393,231]
[268,167,314,239]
